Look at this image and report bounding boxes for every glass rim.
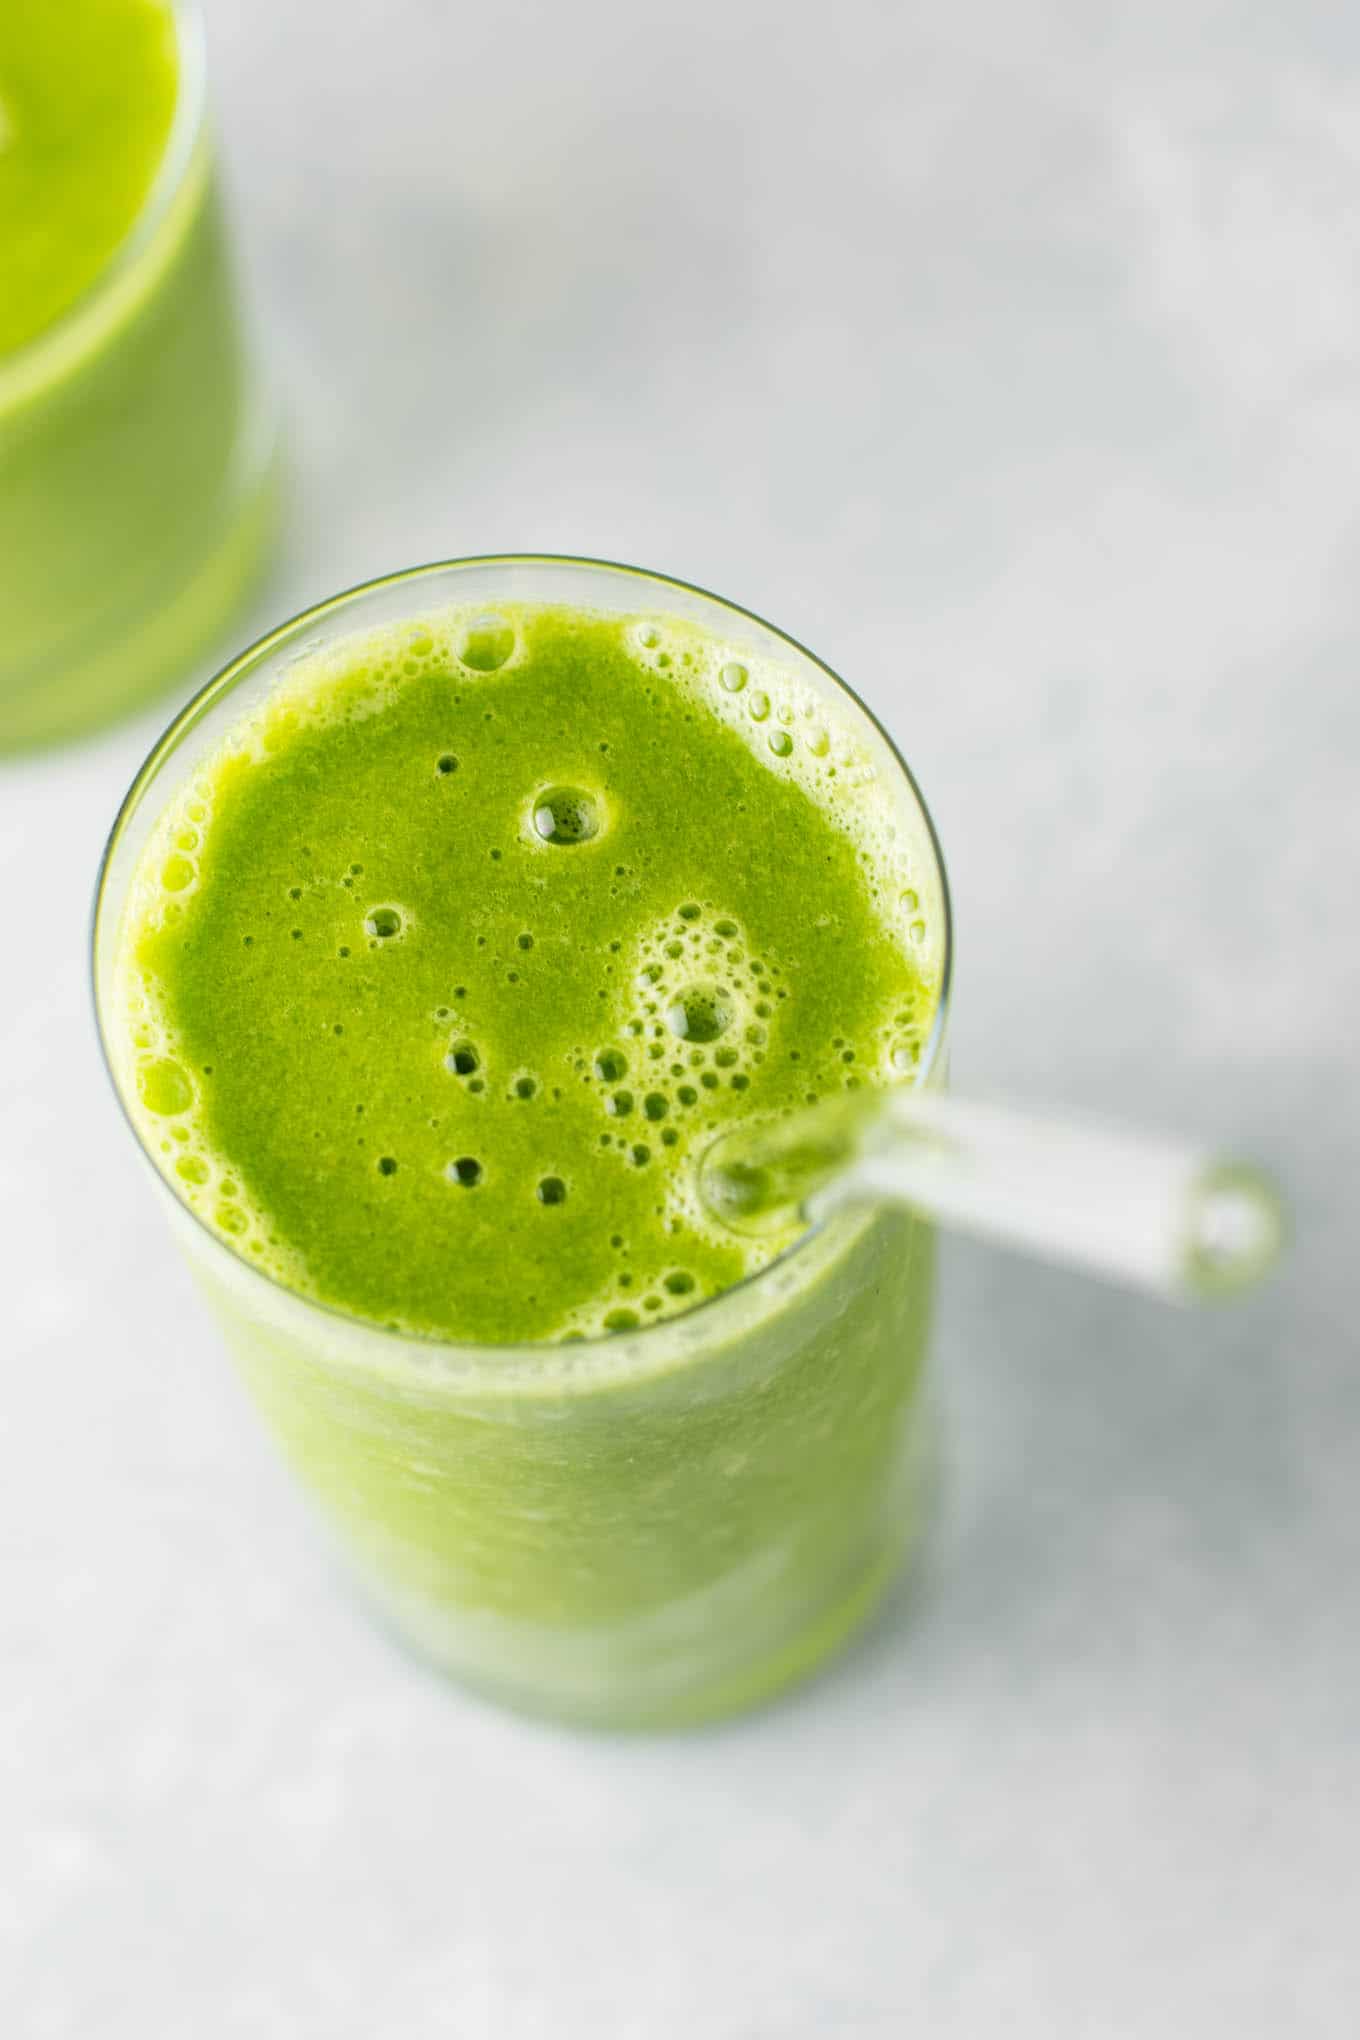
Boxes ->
[0,0,208,403]
[92,553,954,1384]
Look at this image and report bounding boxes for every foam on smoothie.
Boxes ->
[113,603,941,1344]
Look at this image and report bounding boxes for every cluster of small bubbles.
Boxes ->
[879,999,931,1078]
[580,906,780,1225]
[116,974,303,1281]
[529,785,603,847]
[141,792,214,916]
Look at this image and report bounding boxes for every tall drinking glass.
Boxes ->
[93,559,952,1728]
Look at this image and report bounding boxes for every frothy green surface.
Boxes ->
[0,0,179,355]
[120,604,938,1345]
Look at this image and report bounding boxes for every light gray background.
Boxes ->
[4,1,1357,2033]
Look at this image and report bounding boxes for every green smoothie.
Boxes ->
[0,0,276,752]
[100,565,949,1725]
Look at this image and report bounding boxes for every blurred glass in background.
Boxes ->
[0,0,278,754]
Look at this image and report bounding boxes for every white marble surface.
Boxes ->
[4,1,1358,2032]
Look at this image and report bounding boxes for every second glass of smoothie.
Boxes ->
[0,0,278,753]
[94,557,951,1727]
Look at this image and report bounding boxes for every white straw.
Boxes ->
[701,1090,1285,1303]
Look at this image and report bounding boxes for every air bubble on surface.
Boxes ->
[365,904,406,941]
[529,785,603,846]
[446,1039,480,1077]
[536,1176,567,1205]
[666,987,732,1044]
[447,1156,483,1187]
[456,614,516,672]
[160,854,195,894]
[138,1058,193,1117]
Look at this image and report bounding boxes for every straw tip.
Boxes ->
[1184,1163,1287,1300]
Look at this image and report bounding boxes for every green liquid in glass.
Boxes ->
[110,595,944,1724]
